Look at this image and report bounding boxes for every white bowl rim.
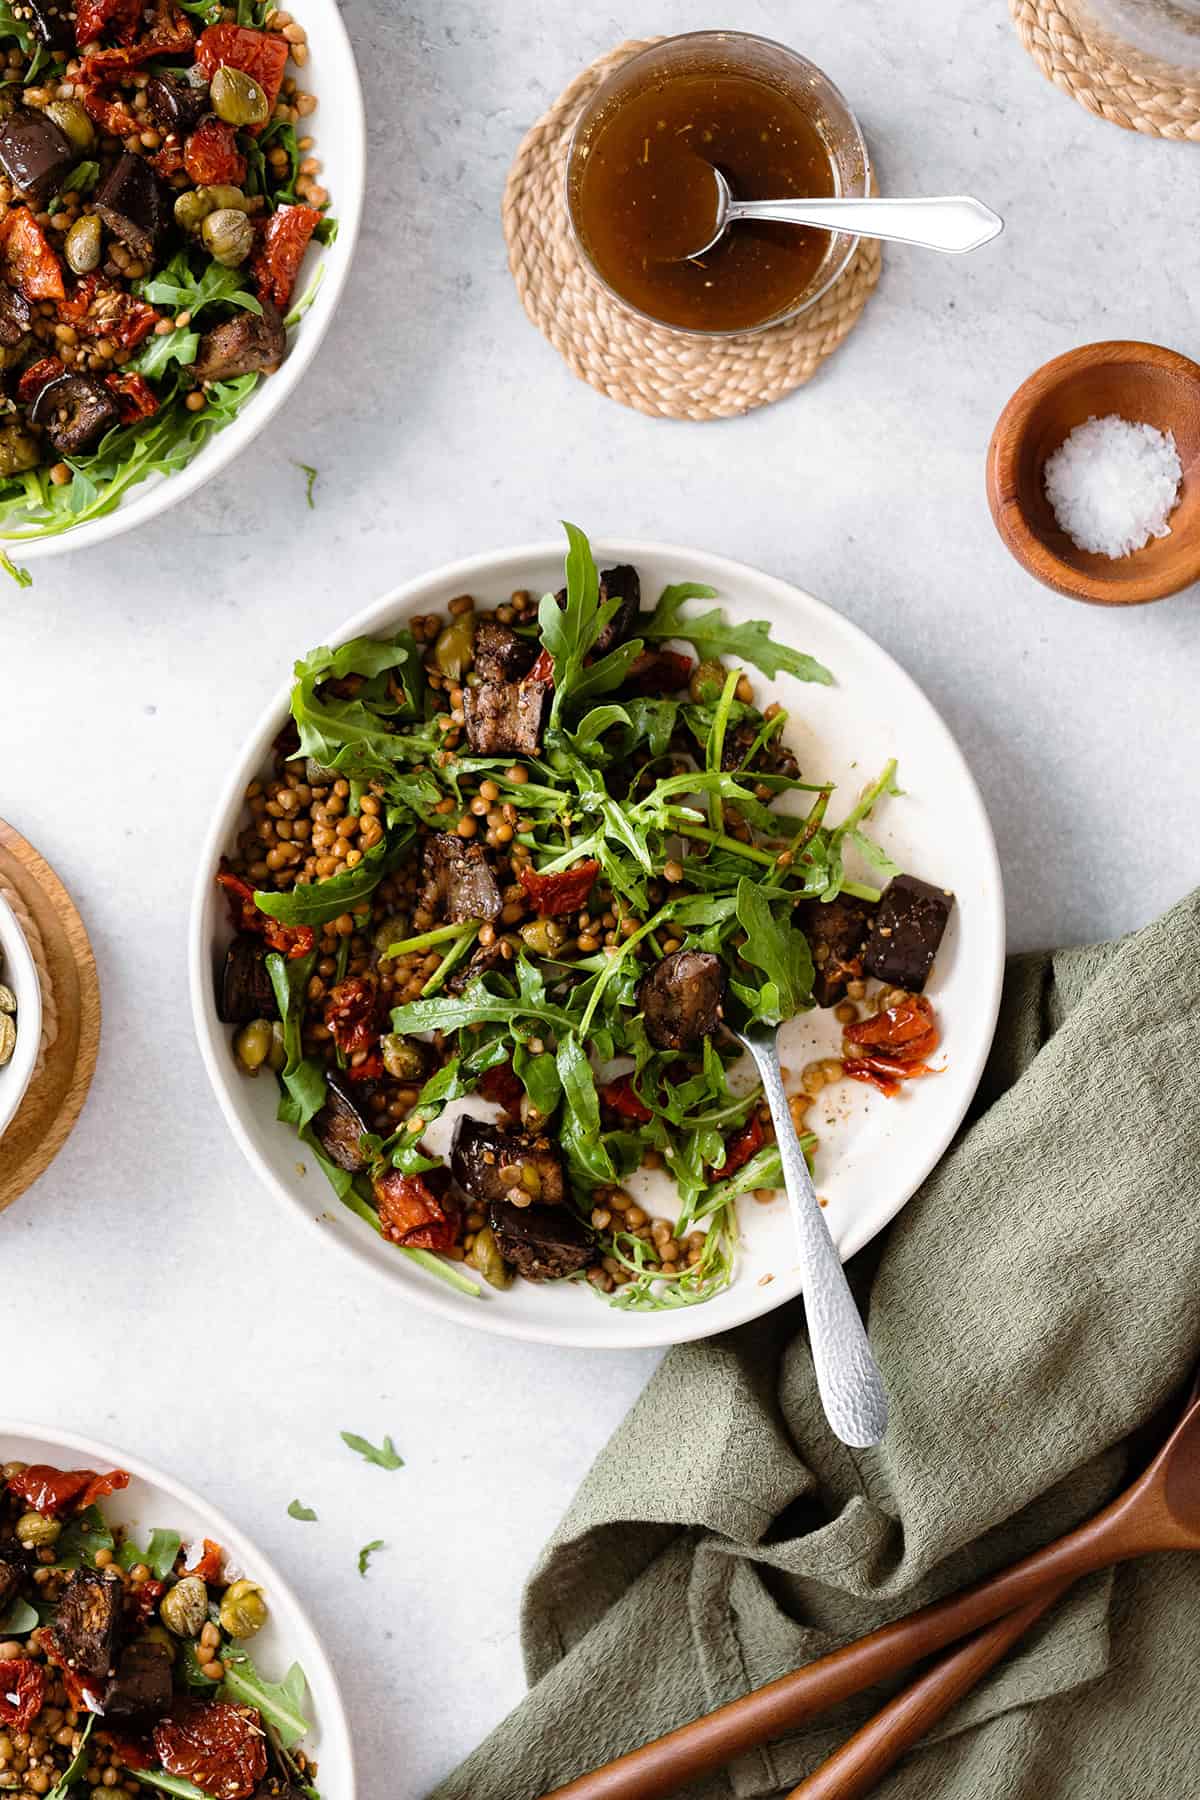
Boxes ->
[0,1416,357,1797]
[0,888,44,1142]
[9,6,366,563]
[189,536,1006,1350]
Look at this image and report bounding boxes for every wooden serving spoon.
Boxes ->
[540,1381,1200,1800]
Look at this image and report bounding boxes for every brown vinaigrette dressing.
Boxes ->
[570,70,836,333]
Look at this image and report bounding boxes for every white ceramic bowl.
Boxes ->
[0,890,43,1143]
[190,540,1006,1350]
[0,1421,354,1799]
[8,6,365,563]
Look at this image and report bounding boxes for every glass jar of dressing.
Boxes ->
[566,32,869,336]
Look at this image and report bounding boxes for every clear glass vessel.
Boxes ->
[1066,0,1200,75]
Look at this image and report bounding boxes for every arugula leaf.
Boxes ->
[340,1431,404,1471]
[133,326,200,380]
[134,1776,207,1799]
[0,1597,38,1635]
[118,1529,181,1581]
[54,1505,114,1570]
[538,521,629,725]
[139,252,263,319]
[358,1539,384,1578]
[287,1500,318,1522]
[178,1641,221,1692]
[255,832,406,928]
[0,2,35,52]
[47,1717,93,1799]
[219,1653,311,1749]
[556,1032,615,1186]
[644,583,833,686]
[49,162,99,213]
[266,950,326,1130]
[732,878,815,1026]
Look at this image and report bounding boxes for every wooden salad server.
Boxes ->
[539,1376,1200,1800]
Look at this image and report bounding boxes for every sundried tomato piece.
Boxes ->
[152,142,185,180]
[17,357,65,404]
[78,71,139,137]
[84,0,192,65]
[251,204,321,310]
[97,1727,154,1771]
[518,857,599,918]
[323,976,380,1056]
[6,1463,129,1517]
[196,23,289,119]
[623,648,694,695]
[58,275,161,349]
[105,371,159,424]
[599,1073,652,1124]
[712,1111,765,1178]
[0,1660,46,1731]
[183,1539,225,1584]
[527,647,554,684]
[154,1701,268,1800]
[125,1577,166,1626]
[215,869,314,961]
[374,1169,457,1253]
[184,116,247,189]
[478,1061,524,1116]
[341,1052,383,1084]
[843,993,941,1096]
[0,210,65,302]
[76,0,140,47]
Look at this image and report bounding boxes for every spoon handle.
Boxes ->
[726,194,1003,254]
[783,1582,1070,1800]
[740,1030,888,1448]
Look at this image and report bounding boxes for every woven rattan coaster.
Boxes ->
[502,38,882,422]
[1011,0,1200,138]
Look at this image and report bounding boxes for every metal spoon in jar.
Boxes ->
[684,167,1003,260]
[731,1019,889,1449]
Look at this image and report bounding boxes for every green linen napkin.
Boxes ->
[433,890,1200,1800]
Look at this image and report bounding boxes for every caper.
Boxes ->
[44,99,95,152]
[519,918,564,957]
[219,1578,268,1640]
[211,64,270,129]
[204,184,251,214]
[372,915,408,956]
[234,1018,273,1074]
[0,1015,14,1069]
[202,206,254,268]
[380,1033,428,1082]
[0,985,14,1013]
[467,1226,513,1290]
[0,421,40,477]
[174,188,214,235]
[433,617,475,680]
[160,1576,208,1638]
[64,213,102,276]
[267,1020,286,1073]
[15,1510,61,1549]
[689,658,727,705]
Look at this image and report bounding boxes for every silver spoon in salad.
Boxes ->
[732,1019,889,1449]
[678,166,1003,260]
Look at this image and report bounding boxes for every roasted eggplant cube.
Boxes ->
[423,832,501,924]
[104,1640,174,1721]
[462,679,547,758]
[145,73,210,136]
[472,619,537,683]
[798,896,873,1008]
[638,950,725,1050]
[0,286,32,352]
[312,1072,372,1175]
[0,1555,21,1617]
[25,0,74,51]
[30,373,120,458]
[720,717,801,780]
[488,1199,593,1282]
[861,874,954,992]
[446,938,506,995]
[54,1567,123,1682]
[94,153,168,261]
[451,1117,565,1208]
[218,934,277,1024]
[0,109,75,208]
[194,300,286,383]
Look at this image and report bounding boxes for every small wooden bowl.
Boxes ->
[986,340,1200,605]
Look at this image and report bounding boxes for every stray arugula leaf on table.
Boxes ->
[340,1431,404,1471]
[358,1540,385,1578]
[287,1500,318,1522]
[296,461,318,508]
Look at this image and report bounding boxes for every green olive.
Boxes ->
[64,212,102,276]
[211,64,270,128]
[267,1020,286,1073]
[380,1033,428,1082]
[204,184,252,214]
[519,918,564,958]
[234,1019,273,1074]
[0,420,40,475]
[15,1510,61,1549]
[467,1226,513,1290]
[160,1576,208,1639]
[373,915,408,955]
[44,99,95,152]
[689,659,727,705]
[219,1578,268,1640]
[174,188,214,235]
[202,206,254,268]
[434,617,475,680]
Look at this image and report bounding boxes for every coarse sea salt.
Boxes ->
[1043,413,1182,560]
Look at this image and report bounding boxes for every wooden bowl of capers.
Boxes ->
[0,890,42,1142]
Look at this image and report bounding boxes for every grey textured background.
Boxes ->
[1,2,1198,1793]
